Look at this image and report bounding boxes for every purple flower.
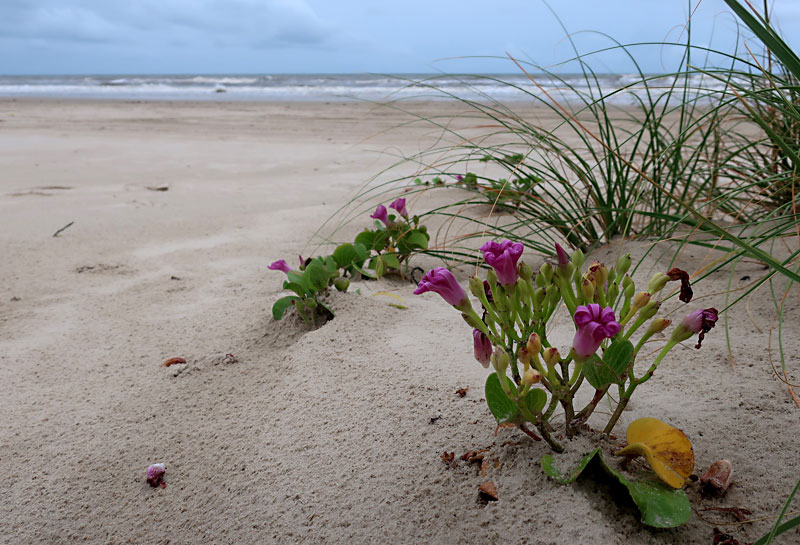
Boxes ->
[370,205,389,225]
[681,308,718,349]
[555,243,570,268]
[268,259,291,274]
[473,329,492,368]
[413,267,467,307]
[389,198,408,218]
[480,239,524,285]
[572,304,621,358]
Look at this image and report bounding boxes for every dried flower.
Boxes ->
[671,308,718,348]
[146,463,166,488]
[572,304,621,358]
[268,259,291,274]
[666,267,693,303]
[480,240,524,285]
[473,329,492,368]
[414,267,468,308]
[370,204,389,225]
[389,198,409,218]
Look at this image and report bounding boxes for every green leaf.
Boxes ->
[323,255,338,274]
[272,296,300,320]
[282,281,309,297]
[353,242,368,264]
[399,229,429,252]
[604,339,634,375]
[352,263,377,279]
[369,256,386,278]
[541,448,691,528]
[355,230,390,252]
[354,231,376,250]
[287,271,308,289]
[382,252,401,270]
[582,339,633,389]
[524,388,547,415]
[305,261,331,291]
[542,447,601,485]
[332,243,359,268]
[485,373,519,424]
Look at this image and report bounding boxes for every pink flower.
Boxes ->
[480,239,524,285]
[268,259,291,274]
[389,198,408,218]
[473,329,492,368]
[572,304,621,358]
[370,205,389,225]
[413,267,467,307]
[555,243,570,268]
[677,308,718,349]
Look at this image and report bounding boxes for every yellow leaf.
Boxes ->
[615,417,694,489]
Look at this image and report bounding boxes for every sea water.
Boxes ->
[0,73,727,103]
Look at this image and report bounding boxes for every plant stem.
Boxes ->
[536,421,564,452]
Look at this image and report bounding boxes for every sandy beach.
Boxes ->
[1,98,798,544]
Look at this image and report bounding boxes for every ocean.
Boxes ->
[0,73,725,103]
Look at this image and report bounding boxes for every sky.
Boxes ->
[0,0,798,75]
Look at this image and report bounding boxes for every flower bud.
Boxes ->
[304,298,317,310]
[648,272,670,294]
[333,277,350,292]
[555,243,570,268]
[537,263,554,286]
[580,277,595,301]
[518,261,533,281]
[522,369,542,386]
[490,346,510,376]
[606,281,619,303]
[543,347,561,367]
[517,278,530,301]
[588,262,608,290]
[461,312,485,331]
[615,253,632,278]
[473,329,493,368]
[632,291,650,310]
[469,276,485,299]
[639,300,660,321]
[622,274,633,290]
[526,333,541,355]
[518,346,531,366]
[533,287,546,308]
[571,248,585,270]
[646,318,671,335]
[545,283,559,304]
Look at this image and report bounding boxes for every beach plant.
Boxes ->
[414,240,718,453]
[271,198,429,324]
[356,198,430,278]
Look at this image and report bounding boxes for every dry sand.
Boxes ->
[1,99,798,544]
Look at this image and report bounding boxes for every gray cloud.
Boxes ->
[0,0,332,48]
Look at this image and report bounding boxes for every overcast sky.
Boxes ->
[1,0,798,75]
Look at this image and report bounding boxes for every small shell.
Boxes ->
[146,463,166,488]
[700,459,733,495]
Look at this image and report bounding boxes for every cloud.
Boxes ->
[0,0,333,48]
